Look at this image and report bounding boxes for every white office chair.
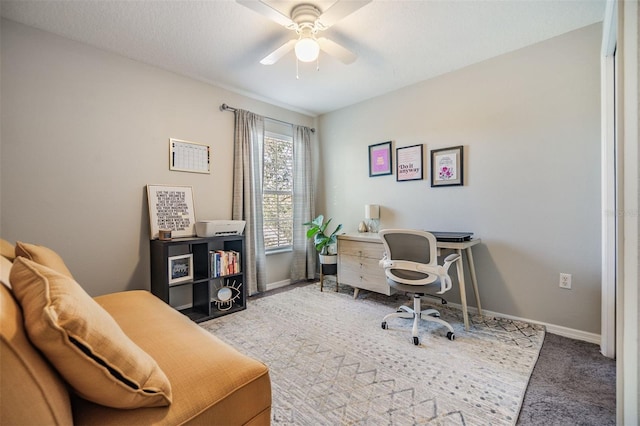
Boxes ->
[378,229,461,345]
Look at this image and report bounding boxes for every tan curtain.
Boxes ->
[232,109,266,294]
[290,125,315,281]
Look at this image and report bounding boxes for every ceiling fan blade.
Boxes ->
[237,0,295,28]
[260,39,296,65]
[316,0,372,29]
[317,37,357,64]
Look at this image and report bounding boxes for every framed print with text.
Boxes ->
[147,184,196,239]
[369,141,393,177]
[431,145,464,187]
[396,144,423,182]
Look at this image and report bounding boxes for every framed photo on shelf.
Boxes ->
[396,144,423,182]
[431,145,464,187]
[146,184,196,239]
[168,254,193,285]
[369,141,393,177]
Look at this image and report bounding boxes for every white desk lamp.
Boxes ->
[365,204,380,233]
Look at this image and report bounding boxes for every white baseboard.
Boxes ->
[265,279,291,291]
[444,301,601,345]
[543,323,600,344]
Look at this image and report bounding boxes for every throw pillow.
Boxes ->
[14,241,73,278]
[0,256,12,289]
[0,238,15,261]
[9,257,172,408]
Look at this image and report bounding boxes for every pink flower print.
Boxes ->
[439,166,454,180]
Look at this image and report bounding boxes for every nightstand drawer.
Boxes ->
[337,233,392,296]
[338,253,391,295]
[338,258,391,295]
[338,239,385,259]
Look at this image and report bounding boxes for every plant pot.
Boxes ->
[319,254,337,275]
[321,263,337,275]
[319,254,337,264]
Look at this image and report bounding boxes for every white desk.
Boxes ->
[337,232,483,331]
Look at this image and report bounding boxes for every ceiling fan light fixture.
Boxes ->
[295,37,320,62]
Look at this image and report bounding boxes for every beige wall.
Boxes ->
[317,24,602,335]
[0,19,313,296]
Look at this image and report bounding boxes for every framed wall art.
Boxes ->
[368,141,393,177]
[147,184,196,239]
[431,145,464,187]
[396,144,423,182]
[168,254,193,285]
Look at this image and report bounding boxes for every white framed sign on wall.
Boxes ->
[169,138,210,174]
[146,184,196,239]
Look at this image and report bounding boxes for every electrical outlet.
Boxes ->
[559,273,572,289]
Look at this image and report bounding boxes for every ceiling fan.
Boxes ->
[237,0,371,66]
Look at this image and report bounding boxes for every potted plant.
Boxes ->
[304,214,343,275]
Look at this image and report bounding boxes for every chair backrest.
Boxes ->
[378,229,439,286]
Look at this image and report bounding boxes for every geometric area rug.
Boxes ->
[201,283,545,425]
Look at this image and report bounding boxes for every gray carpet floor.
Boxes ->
[517,332,616,425]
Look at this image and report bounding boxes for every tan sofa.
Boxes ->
[0,241,271,425]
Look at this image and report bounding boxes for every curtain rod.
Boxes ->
[220,103,315,133]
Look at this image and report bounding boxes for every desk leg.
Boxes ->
[353,288,360,299]
[456,248,470,331]
[465,247,482,316]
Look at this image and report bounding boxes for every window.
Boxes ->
[263,131,293,251]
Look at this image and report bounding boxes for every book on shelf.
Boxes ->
[209,250,241,277]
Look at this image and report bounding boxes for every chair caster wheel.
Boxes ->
[447,331,455,341]
[413,337,420,345]
[381,322,387,330]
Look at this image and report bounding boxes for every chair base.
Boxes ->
[381,294,455,345]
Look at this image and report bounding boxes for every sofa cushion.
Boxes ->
[15,241,73,278]
[74,290,271,425]
[9,257,172,409]
[0,282,73,425]
[0,238,15,261]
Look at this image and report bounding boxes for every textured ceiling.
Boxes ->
[1,0,606,116]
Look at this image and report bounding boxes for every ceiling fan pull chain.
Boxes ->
[316,56,320,72]
[296,57,300,80]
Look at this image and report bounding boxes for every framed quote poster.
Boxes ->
[431,145,464,187]
[146,185,196,239]
[396,144,423,182]
[368,141,393,177]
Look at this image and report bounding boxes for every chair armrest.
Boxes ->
[378,253,388,268]
[442,253,460,272]
[444,253,460,263]
[434,253,460,294]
